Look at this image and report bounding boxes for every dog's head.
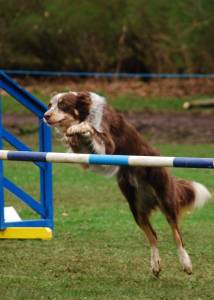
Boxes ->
[44,92,92,129]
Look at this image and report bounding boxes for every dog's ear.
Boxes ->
[76,92,91,121]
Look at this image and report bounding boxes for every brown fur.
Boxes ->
[98,105,195,219]
[44,91,204,276]
[58,92,92,121]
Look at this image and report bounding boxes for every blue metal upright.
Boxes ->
[0,71,53,237]
[0,94,4,229]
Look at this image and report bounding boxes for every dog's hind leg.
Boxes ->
[139,218,161,277]
[166,216,192,274]
[117,173,161,276]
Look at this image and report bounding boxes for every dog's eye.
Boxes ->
[48,103,52,109]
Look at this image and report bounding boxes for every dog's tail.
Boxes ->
[176,179,211,214]
[191,181,211,209]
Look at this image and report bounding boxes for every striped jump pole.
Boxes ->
[0,150,214,169]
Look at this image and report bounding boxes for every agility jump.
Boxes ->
[0,150,214,169]
[0,71,213,264]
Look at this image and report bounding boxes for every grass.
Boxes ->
[0,140,214,299]
[110,94,188,111]
[1,84,214,299]
[1,89,211,113]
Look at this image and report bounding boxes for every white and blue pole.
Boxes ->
[0,150,213,169]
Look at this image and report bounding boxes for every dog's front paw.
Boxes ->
[66,122,93,137]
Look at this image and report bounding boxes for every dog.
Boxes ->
[44,91,211,276]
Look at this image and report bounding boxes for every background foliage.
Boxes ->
[0,0,213,73]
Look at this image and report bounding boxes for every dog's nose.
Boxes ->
[44,113,51,121]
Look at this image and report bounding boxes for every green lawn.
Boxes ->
[1,90,211,113]
[0,140,214,300]
[1,84,214,299]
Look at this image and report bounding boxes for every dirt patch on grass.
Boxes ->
[16,78,214,97]
[124,110,214,143]
[3,110,214,144]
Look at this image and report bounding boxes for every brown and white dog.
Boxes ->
[44,91,211,276]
